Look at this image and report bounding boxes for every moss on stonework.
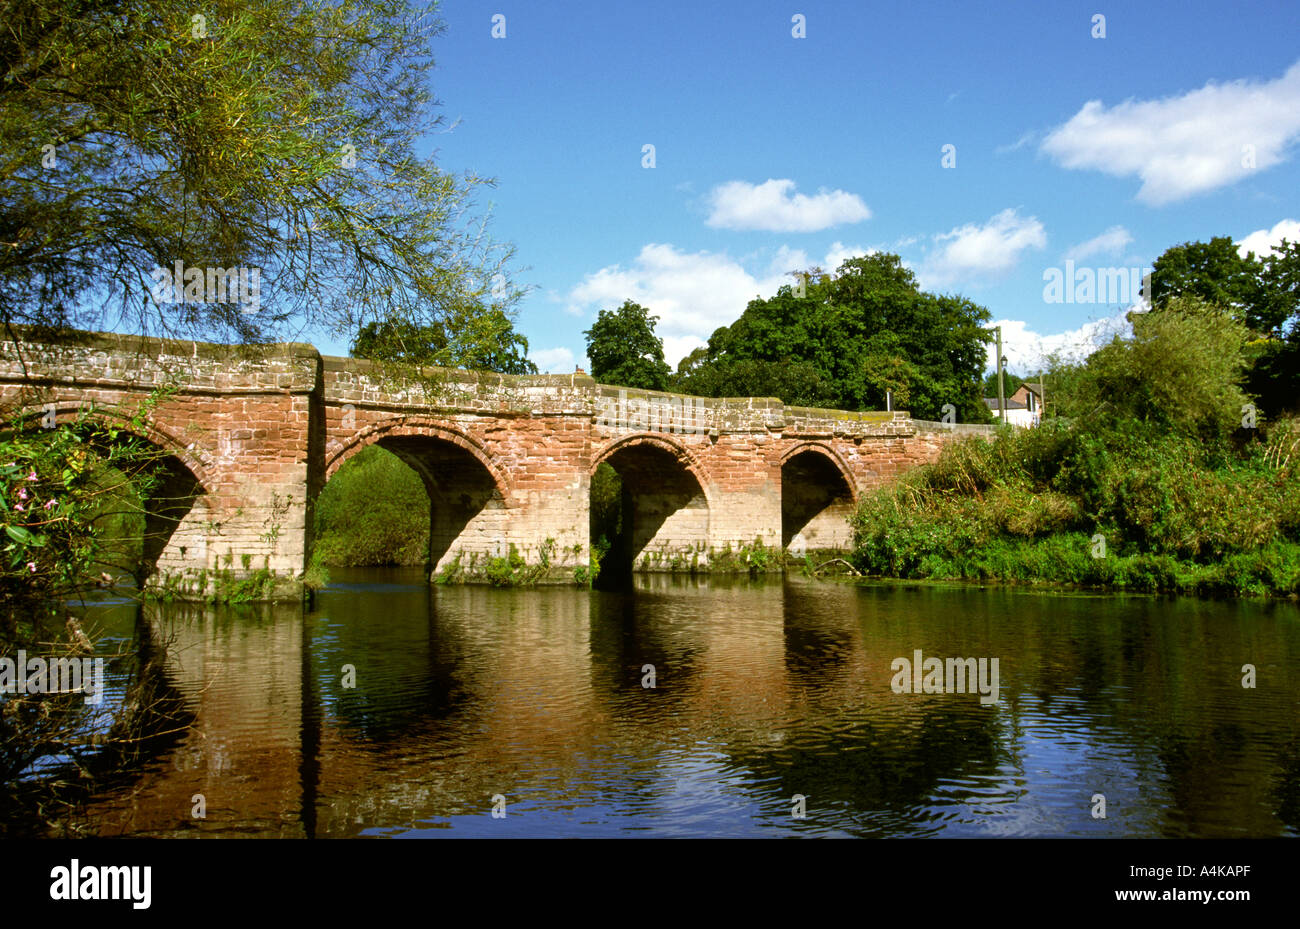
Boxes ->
[433,541,578,587]
[146,561,305,603]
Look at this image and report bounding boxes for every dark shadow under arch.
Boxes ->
[592,437,710,582]
[781,446,856,552]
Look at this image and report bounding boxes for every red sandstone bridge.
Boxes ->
[1,330,990,599]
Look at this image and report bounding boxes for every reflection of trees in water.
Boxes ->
[1276,738,1300,832]
[310,575,477,744]
[777,582,1005,831]
[586,589,706,723]
[768,582,1300,836]
[13,578,1297,837]
[724,706,1003,836]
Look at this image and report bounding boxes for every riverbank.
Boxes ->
[838,538,1300,598]
[848,416,1300,599]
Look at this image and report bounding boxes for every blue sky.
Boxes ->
[314,0,1300,376]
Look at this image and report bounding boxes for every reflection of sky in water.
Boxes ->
[944,695,1159,837]
[12,595,143,781]
[366,746,826,838]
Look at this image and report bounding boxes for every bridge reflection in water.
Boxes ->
[61,571,1300,838]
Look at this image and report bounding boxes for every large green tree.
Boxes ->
[1149,236,1300,415]
[583,300,672,391]
[675,255,992,421]
[1,0,518,348]
[352,306,537,375]
[1149,236,1300,336]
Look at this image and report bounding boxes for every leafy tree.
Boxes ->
[2,395,173,639]
[1149,237,1267,326]
[588,461,622,576]
[678,255,992,421]
[0,0,518,349]
[1068,296,1252,442]
[1149,236,1300,415]
[584,300,672,391]
[312,446,430,566]
[1151,235,1300,337]
[352,306,537,375]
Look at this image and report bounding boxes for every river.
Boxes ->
[16,568,1300,837]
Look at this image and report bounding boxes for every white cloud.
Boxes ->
[705,178,871,232]
[1066,225,1134,261]
[661,334,708,367]
[566,244,793,367]
[529,346,576,373]
[1041,60,1300,205]
[567,242,889,367]
[766,244,810,277]
[986,310,1132,376]
[920,208,1047,288]
[1238,218,1300,258]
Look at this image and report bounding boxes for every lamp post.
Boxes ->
[996,325,1006,424]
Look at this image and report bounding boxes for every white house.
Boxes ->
[983,382,1042,428]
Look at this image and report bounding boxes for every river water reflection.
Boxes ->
[47,569,1300,837]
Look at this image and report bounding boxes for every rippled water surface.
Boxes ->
[41,570,1300,837]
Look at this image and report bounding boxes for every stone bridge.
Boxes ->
[1,330,991,598]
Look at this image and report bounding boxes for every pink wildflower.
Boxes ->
[27,562,37,573]
[44,498,56,510]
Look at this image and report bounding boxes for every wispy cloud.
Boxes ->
[1041,59,1300,205]
[705,178,871,233]
[996,130,1037,154]
[1065,225,1134,261]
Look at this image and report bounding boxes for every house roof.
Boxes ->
[984,398,1029,410]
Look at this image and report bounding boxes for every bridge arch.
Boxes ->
[7,401,215,493]
[588,433,714,504]
[326,417,510,500]
[589,433,712,574]
[780,441,857,553]
[322,416,511,573]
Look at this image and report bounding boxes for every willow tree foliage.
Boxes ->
[1149,236,1300,417]
[0,0,522,349]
